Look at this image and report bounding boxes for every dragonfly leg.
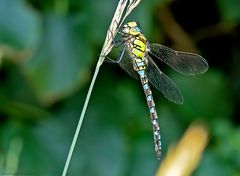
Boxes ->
[104,47,126,64]
[113,19,120,29]
[107,20,117,40]
[108,19,125,48]
[98,52,116,63]
[112,39,123,48]
[107,29,123,48]
[105,56,117,63]
[116,47,126,63]
[108,20,120,39]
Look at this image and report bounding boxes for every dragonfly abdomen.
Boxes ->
[138,70,162,159]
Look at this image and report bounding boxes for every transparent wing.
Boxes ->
[149,43,209,75]
[118,47,139,80]
[146,55,183,104]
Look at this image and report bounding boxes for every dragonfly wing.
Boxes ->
[118,47,139,80]
[149,43,209,75]
[146,55,183,104]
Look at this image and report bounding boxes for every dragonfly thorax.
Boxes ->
[122,22,148,71]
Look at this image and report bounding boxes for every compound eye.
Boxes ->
[135,27,141,32]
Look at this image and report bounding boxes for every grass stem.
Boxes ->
[61,0,141,175]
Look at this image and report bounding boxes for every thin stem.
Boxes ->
[61,60,101,176]
[61,0,141,175]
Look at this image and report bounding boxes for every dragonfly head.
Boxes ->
[122,21,141,36]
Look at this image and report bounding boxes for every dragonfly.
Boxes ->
[107,21,208,159]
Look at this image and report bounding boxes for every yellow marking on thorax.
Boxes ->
[131,34,147,58]
[138,35,147,41]
[132,48,144,58]
[129,30,139,36]
[127,21,138,27]
[134,39,146,52]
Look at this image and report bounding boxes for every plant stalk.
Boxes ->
[61,0,141,175]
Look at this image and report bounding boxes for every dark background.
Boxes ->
[0,0,239,175]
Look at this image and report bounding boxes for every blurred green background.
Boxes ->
[0,0,240,175]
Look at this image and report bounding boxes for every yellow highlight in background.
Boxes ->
[156,123,208,176]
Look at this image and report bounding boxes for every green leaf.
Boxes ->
[21,14,93,105]
[196,150,235,176]
[0,0,40,49]
[172,70,233,121]
[217,0,240,23]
